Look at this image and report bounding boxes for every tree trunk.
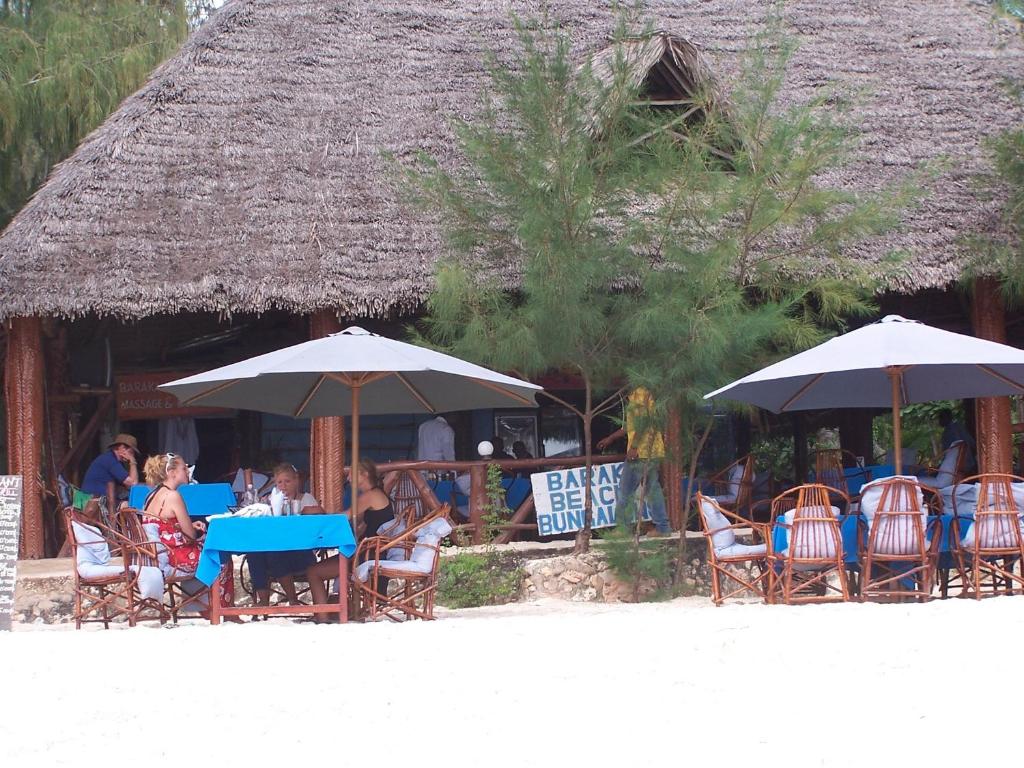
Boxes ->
[675,415,713,584]
[574,377,594,554]
[664,407,683,530]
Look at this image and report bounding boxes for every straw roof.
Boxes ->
[1,0,1022,321]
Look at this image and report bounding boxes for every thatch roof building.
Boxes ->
[1,0,1023,321]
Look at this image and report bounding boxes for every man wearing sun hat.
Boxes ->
[81,433,141,498]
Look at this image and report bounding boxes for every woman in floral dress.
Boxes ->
[141,452,235,609]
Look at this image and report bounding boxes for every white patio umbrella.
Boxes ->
[705,315,1024,474]
[159,326,541,514]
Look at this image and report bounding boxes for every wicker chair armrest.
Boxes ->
[926,518,944,557]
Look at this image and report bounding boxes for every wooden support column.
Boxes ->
[4,316,46,558]
[663,408,683,530]
[468,464,487,544]
[792,414,808,485]
[971,278,1013,474]
[837,408,874,466]
[309,311,345,513]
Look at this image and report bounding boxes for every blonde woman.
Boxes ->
[249,463,323,607]
[141,452,236,610]
[306,458,394,621]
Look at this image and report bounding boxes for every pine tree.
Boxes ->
[0,1,190,228]
[401,7,911,554]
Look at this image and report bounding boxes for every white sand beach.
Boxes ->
[1,596,1019,766]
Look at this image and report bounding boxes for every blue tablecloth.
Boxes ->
[129,483,237,518]
[772,514,967,565]
[196,514,356,586]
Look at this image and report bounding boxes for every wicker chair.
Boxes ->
[813,449,868,507]
[353,504,453,621]
[951,473,1024,599]
[116,507,211,621]
[64,505,140,629]
[695,493,771,605]
[918,441,968,489]
[707,455,755,518]
[769,484,851,604]
[857,476,939,602]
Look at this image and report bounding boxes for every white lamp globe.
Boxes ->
[477,440,494,458]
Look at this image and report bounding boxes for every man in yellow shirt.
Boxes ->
[596,387,670,535]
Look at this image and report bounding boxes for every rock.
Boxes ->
[563,570,585,584]
[36,599,56,614]
[539,567,553,578]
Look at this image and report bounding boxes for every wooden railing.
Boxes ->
[375,455,626,544]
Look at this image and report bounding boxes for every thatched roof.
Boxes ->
[1,0,1023,321]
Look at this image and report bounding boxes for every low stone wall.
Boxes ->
[520,539,714,602]
[519,537,770,602]
[15,571,75,625]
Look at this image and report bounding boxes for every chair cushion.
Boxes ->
[355,558,434,582]
[859,476,927,555]
[376,517,409,561]
[356,517,453,581]
[940,483,977,516]
[961,515,1020,549]
[410,517,453,565]
[699,498,735,551]
[142,522,172,574]
[727,462,746,497]
[780,506,840,559]
[134,565,165,601]
[72,520,112,573]
[934,441,962,487]
[714,542,766,558]
[960,481,1024,549]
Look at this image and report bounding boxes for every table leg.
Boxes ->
[338,555,349,624]
[210,571,221,626]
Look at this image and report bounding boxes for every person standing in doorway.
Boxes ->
[417,415,455,463]
[596,388,671,536]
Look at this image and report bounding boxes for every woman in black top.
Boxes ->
[306,458,394,616]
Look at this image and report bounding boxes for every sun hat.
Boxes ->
[108,433,139,453]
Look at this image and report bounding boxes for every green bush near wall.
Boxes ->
[437,552,524,609]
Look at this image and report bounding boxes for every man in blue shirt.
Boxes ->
[81,433,140,498]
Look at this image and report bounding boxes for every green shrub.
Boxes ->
[437,551,524,609]
[601,524,675,602]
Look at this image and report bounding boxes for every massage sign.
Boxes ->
[530,463,650,536]
[0,475,23,631]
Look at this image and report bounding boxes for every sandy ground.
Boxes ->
[2,596,1020,766]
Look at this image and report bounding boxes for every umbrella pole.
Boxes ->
[351,384,360,524]
[888,367,904,475]
[349,382,361,620]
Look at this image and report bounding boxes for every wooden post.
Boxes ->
[889,368,904,475]
[469,464,487,544]
[4,316,47,558]
[971,278,1013,474]
[663,408,683,530]
[308,311,345,512]
[792,413,808,485]
[836,408,874,466]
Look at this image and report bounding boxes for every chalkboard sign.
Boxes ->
[0,475,24,632]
